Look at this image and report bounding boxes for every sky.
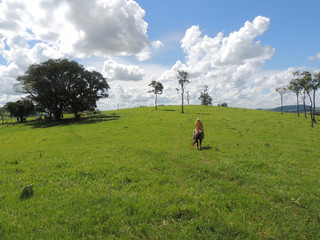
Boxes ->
[0,0,320,110]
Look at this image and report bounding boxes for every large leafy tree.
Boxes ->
[176,70,190,113]
[16,59,109,120]
[5,98,34,123]
[148,80,164,110]
[198,85,212,105]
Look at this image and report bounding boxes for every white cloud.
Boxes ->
[0,0,150,107]
[156,16,282,108]
[102,58,145,81]
[135,48,151,61]
[308,52,320,61]
[152,40,163,49]
[0,0,149,58]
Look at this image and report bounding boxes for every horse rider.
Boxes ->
[193,118,204,140]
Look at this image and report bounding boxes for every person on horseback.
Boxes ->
[193,118,204,140]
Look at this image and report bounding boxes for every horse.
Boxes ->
[192,130,204,150]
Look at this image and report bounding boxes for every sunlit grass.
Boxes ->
[1,105,320,239]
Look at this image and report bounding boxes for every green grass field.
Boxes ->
[1,105,320,239]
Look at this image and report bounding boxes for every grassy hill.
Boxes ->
[1,105,320,239]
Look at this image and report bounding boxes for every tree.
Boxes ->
[288,71,302,117]
[0,106,6,124]
[275,86,287,115]
[186,91,191,105]
[16,59,109,120]
[176,70,190,113]
[66,69,109,119]
[218,103,228,107]
[300,71,314,126]
[311,71,320,124]
[198,85,212,105]
[148,80,164,110]
[5,98,35,123]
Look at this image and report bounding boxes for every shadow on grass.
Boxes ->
[161,109,176,112]
[201,146,212,151]
[28,114,120,129]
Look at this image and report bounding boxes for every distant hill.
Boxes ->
[259,105,320,114]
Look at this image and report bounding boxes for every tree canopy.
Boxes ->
[148,80,164,110]
[176,70,190,113]
[16,59,110,120]
[198,85,212,105]
[5,98,35,122]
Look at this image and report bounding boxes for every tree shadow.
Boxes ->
[28,114,120,129]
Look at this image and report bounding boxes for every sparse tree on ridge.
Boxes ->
[198,85,212,105]
[299,70,320,127]
[176,70,190,113]
[288,71,302,117]
[218,103,228,107]
[275,86,287,115]
[148,80,164,110]
[300,71,315,126]
[311,71,320,123]
[5,98,35,123]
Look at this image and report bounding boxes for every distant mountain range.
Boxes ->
[258,105,320,114]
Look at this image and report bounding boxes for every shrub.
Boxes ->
[20,184,34,200]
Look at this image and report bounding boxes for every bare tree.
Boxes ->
[176,70,190,113]
[275,86,287,115]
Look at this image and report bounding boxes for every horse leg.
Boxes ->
[192,133,198,147]
[199,139,202,150]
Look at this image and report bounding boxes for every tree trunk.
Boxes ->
[74,113,81,120]
[281,95,283,115]
[307,93,314,127]
[313,88,316,123]
[303,99,307,118]
[155,94,158,110]
[310,104,314,127]
[296,93,299,117]
[181,89,184,113]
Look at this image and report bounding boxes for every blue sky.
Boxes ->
[0,0,319,110]
[137,0,320,69]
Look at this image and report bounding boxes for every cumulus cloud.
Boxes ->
[102,58,145,81]
[0,0,149,58]
[0,0,150,107]
[156,16,280,108]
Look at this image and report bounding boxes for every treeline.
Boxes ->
[1,59,224,123]
[276,70,320,127]
[1,59,109,122]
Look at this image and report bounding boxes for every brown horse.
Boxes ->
[192,130,204,150]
